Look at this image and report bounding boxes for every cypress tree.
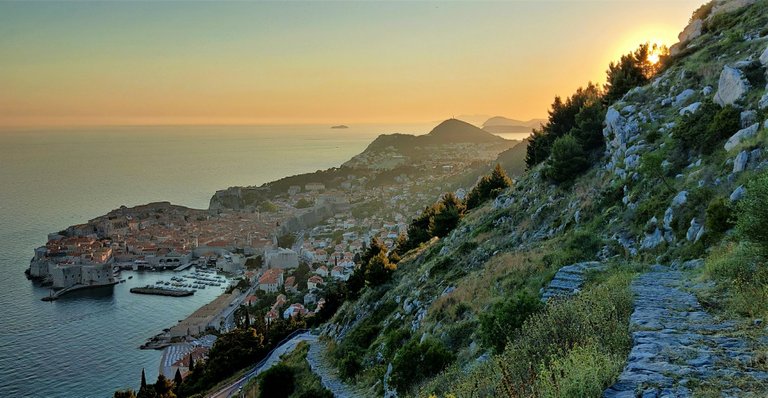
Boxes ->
[173,369,183,389]
[140,368,147,390]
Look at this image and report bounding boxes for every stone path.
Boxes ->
[604,266,768,397]
[540,261,606,302]
[307,340,365,398]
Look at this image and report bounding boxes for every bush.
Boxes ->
[673,101,740,154]
[705,197,735,236]
[705,243,768,318]
[259,364,295,398]
[535,342,625,398]
[479,291,544,354]
[390,338,455,393]
[736,171,768,249]
[543,134,589,184]
[466,164,512,210]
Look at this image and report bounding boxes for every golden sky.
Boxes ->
[0,1,704,127]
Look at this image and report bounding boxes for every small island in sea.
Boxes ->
[330,124,349,129]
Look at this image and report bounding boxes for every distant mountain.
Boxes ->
[424,118,507,144]
[482,116,545,135]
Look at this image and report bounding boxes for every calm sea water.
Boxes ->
[0,123,436,397]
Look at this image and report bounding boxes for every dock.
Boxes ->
[174,262,194,272]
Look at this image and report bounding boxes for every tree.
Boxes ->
[259,364,295,398]
[294,197,314,209]
[153,374,176,398]
[141,369,147,390]
[638,151,674,193]
[365,251,396,286]
[604,43,665,103]
[277,233,296,249]
[543,134,590,183]
[390,338,455,393]
[114,390,137,398]
[173,369,183,392]
[404,206,435,250]
[570,101,606,152]
[429,193,466,238]
[466,164,512,209]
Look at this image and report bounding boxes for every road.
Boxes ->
[207,330,316,398]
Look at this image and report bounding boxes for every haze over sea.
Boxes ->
[0,123,506,397]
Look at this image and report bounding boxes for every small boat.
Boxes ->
[128,276,133,279]
[120,279,126,283]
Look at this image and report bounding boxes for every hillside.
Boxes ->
[319,1,768,397]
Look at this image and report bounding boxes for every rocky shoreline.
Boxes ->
[129,286,194,297]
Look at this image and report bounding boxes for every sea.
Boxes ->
[0,123,465,398]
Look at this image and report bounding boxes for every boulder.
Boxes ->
[679,102,702,116]
[730,185,746,201]
[625,154,641,170]
[761,45,768,66]
[702,86,713,96]
[641,228,664,250]
[759,93,768,110]
[741,110,758,128]
[663,207,674,230]
[674,89,696,107]
[678,19,703,44]
[733,150,749,173]
[672,191,688,207]
[724,123,760,151]
[710,0,756,18]
[686,218,702,242]
[714,66,750,106]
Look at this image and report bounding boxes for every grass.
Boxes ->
[414,270,635,398]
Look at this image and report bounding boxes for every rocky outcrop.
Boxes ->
[724,123,760,151]
[604,106,642,178]
[604,267,768,397]
[540,261,606,302]
[761,44,768,66]
[734,150,750,173]
[714,66,750,106]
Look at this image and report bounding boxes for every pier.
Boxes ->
[173,262,194,272]
[130,286,195,297]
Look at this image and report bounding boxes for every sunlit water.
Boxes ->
[0,123,434,397]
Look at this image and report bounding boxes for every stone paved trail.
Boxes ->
[540,261,606,302]
[604,266,768,398]
[307,340,366,398]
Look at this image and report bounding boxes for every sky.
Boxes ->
[0,0,704,127]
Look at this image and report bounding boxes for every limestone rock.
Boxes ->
[641,228,664,250]
[759,93,768,110]
[674,89,696,107]
[761,44,768,66]
[679,102,702,116]
[730,185,746,201]
[733,150,749,173]
[678,19,703,43]
[686,218,703,242]
[702,86,713,96]
[663,207,674,230]
[672,191,688,207]
[741,110,758,128]
[724,123,759,151]
[714,66,749,106]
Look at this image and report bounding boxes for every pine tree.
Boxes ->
[141,369,147,390]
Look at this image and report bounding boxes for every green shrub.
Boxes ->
[390,338,455,394]
[535,342,625,398]
[705,197,735,236]
[259,364,295,398]
[496,273,633,393]
[736,171,768,249]
[466,164,512,210]
[673,101,740,154]
[479,291,544,354]
[705,243,768,318]
[543,134,589,184]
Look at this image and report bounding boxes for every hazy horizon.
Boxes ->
[1,0,702,128]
